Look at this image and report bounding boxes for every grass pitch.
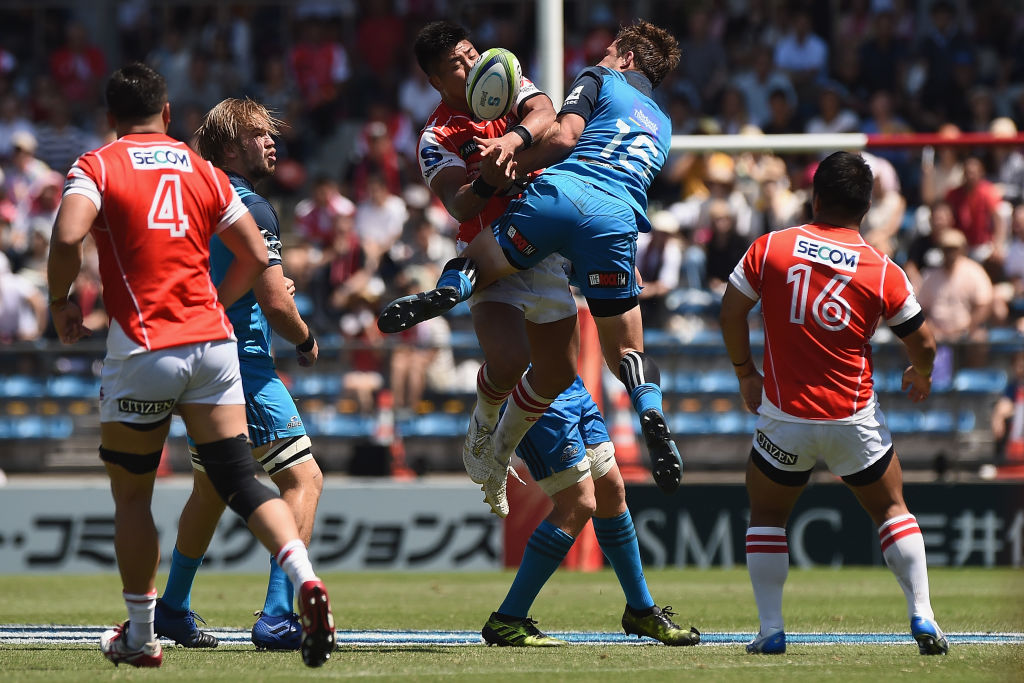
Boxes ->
[0,568,1021,681]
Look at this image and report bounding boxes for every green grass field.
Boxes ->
[1,568,1022,681]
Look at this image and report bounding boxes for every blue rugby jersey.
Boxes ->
[546,66,671,232]
[208,171,282,362]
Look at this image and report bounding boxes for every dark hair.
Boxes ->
[614,20,680,88]
[414,21,470,76]
[812,151,873,223]
[105,62,167,122]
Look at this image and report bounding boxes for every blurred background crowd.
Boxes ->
[0,0,1022,425]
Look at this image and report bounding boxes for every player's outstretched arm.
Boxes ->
[720,283,763,414]
[481,112,585,178]
[473,93,556,168]
[47,193,97,344]
[255,264,317,367]
[216,212,269,309]
[899,324,937,403]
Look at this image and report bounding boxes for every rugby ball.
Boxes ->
[466,48,521,121]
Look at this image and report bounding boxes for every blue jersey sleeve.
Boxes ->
[558,67,604,123]
[245,198,283,267]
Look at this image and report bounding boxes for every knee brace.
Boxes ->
[194,435,277,522]
[619,350,661,393]
[99,446,162,474]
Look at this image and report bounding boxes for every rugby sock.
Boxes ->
[474,363,514,427]
[123,590,157,649]
[746,526,788,633]
[593,511,655,611]
[879,514,934,621]
[161,546,203,612]
[262,554,295,616]
[497,520,575,618]
[619,351,664,417]
[276,539,317,588]
[436,257,477,302]
[492,375,554,465]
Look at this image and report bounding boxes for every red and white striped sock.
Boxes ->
[473,363,514,427]
[122,590,157,649]
[492,375,554,465]
[276,539,317,589]
[879,514,934,620]
[746,526,788,633]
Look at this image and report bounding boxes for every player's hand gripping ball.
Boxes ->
[466,48,522,121]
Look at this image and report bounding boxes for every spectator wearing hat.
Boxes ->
[917,228,994,346]
[2,131,51,246]
[637,210,684,329]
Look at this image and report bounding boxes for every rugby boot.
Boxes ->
[481,613,566,647]
[297,579,336,667]
[640,408,683,494]
[621,605,700,646]
[911,616,949,655]
[463,412,496,484]
[377,286,459,333]
[100,623,163,668]
[251,611,302,651]
[153,599,218,648]
[746,627,786,654]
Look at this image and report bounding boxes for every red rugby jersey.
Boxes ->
[63,132,247,356]
[729,223,922,421]
[417,77,542,243]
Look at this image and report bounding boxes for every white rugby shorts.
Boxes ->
[751,404,894,478]
[99,339,244,424]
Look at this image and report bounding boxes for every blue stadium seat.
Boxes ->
[399,413,466,438]
[885,411,921,433]
[1,375,45,398]
[311,414,375,438]
[952,369,1008,394]
[46,375,100,398]
[698,370,739,394]
[670,413,713,435]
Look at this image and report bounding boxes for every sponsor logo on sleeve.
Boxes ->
[755,430,799,466]
[458,139,479,159]
[505,224,537,257]
[563,85,584,106]
[118,398,176,416]
[128,147,193,172]
[793,237,859,272]
[587,271,629,288]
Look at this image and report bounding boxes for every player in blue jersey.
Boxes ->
[152,98,324,652]
[378,21,684,503]
[482,375,699,647]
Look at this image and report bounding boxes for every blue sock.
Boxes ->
[497,520,575,618]
[436,269,474,302]
[262,554,294,616]
[161,547,203,613]
[593,511,654,611]
[630,383,663,418]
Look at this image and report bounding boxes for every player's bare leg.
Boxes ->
[592,307,683,494]
[744,453,806,654]
[845,450,947,654]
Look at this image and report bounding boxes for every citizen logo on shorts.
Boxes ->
[128,147,193,172]
[756,430,798,466]
[587,271,629,288]
[505,225,537,256]
[793,237,859,272]
[118,398,176,415]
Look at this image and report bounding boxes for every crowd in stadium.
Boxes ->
[0,1,1022,403]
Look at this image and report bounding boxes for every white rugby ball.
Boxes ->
[466,47,522,121]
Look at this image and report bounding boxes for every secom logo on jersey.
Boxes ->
[793,237,859,273]
[128,147,193,172]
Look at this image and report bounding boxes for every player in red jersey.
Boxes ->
[46,63,335,669]
[720,151,948,656]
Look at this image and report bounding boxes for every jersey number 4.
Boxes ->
[147,174,189,237]
[786,264,852,331]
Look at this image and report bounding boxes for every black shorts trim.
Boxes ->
[750,447,812,487]
[587,295,639,317]
[841,445,894,486]
[122,415,171,432]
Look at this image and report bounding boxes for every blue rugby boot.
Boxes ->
[911,616,949,655]
[251,611,302,651]
[153,599,218,648]
[746,627,786,654]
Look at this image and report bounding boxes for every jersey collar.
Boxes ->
[623,70,653,97]
[226,170,255,193]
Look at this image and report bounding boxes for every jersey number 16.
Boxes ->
[786,264,852,331]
